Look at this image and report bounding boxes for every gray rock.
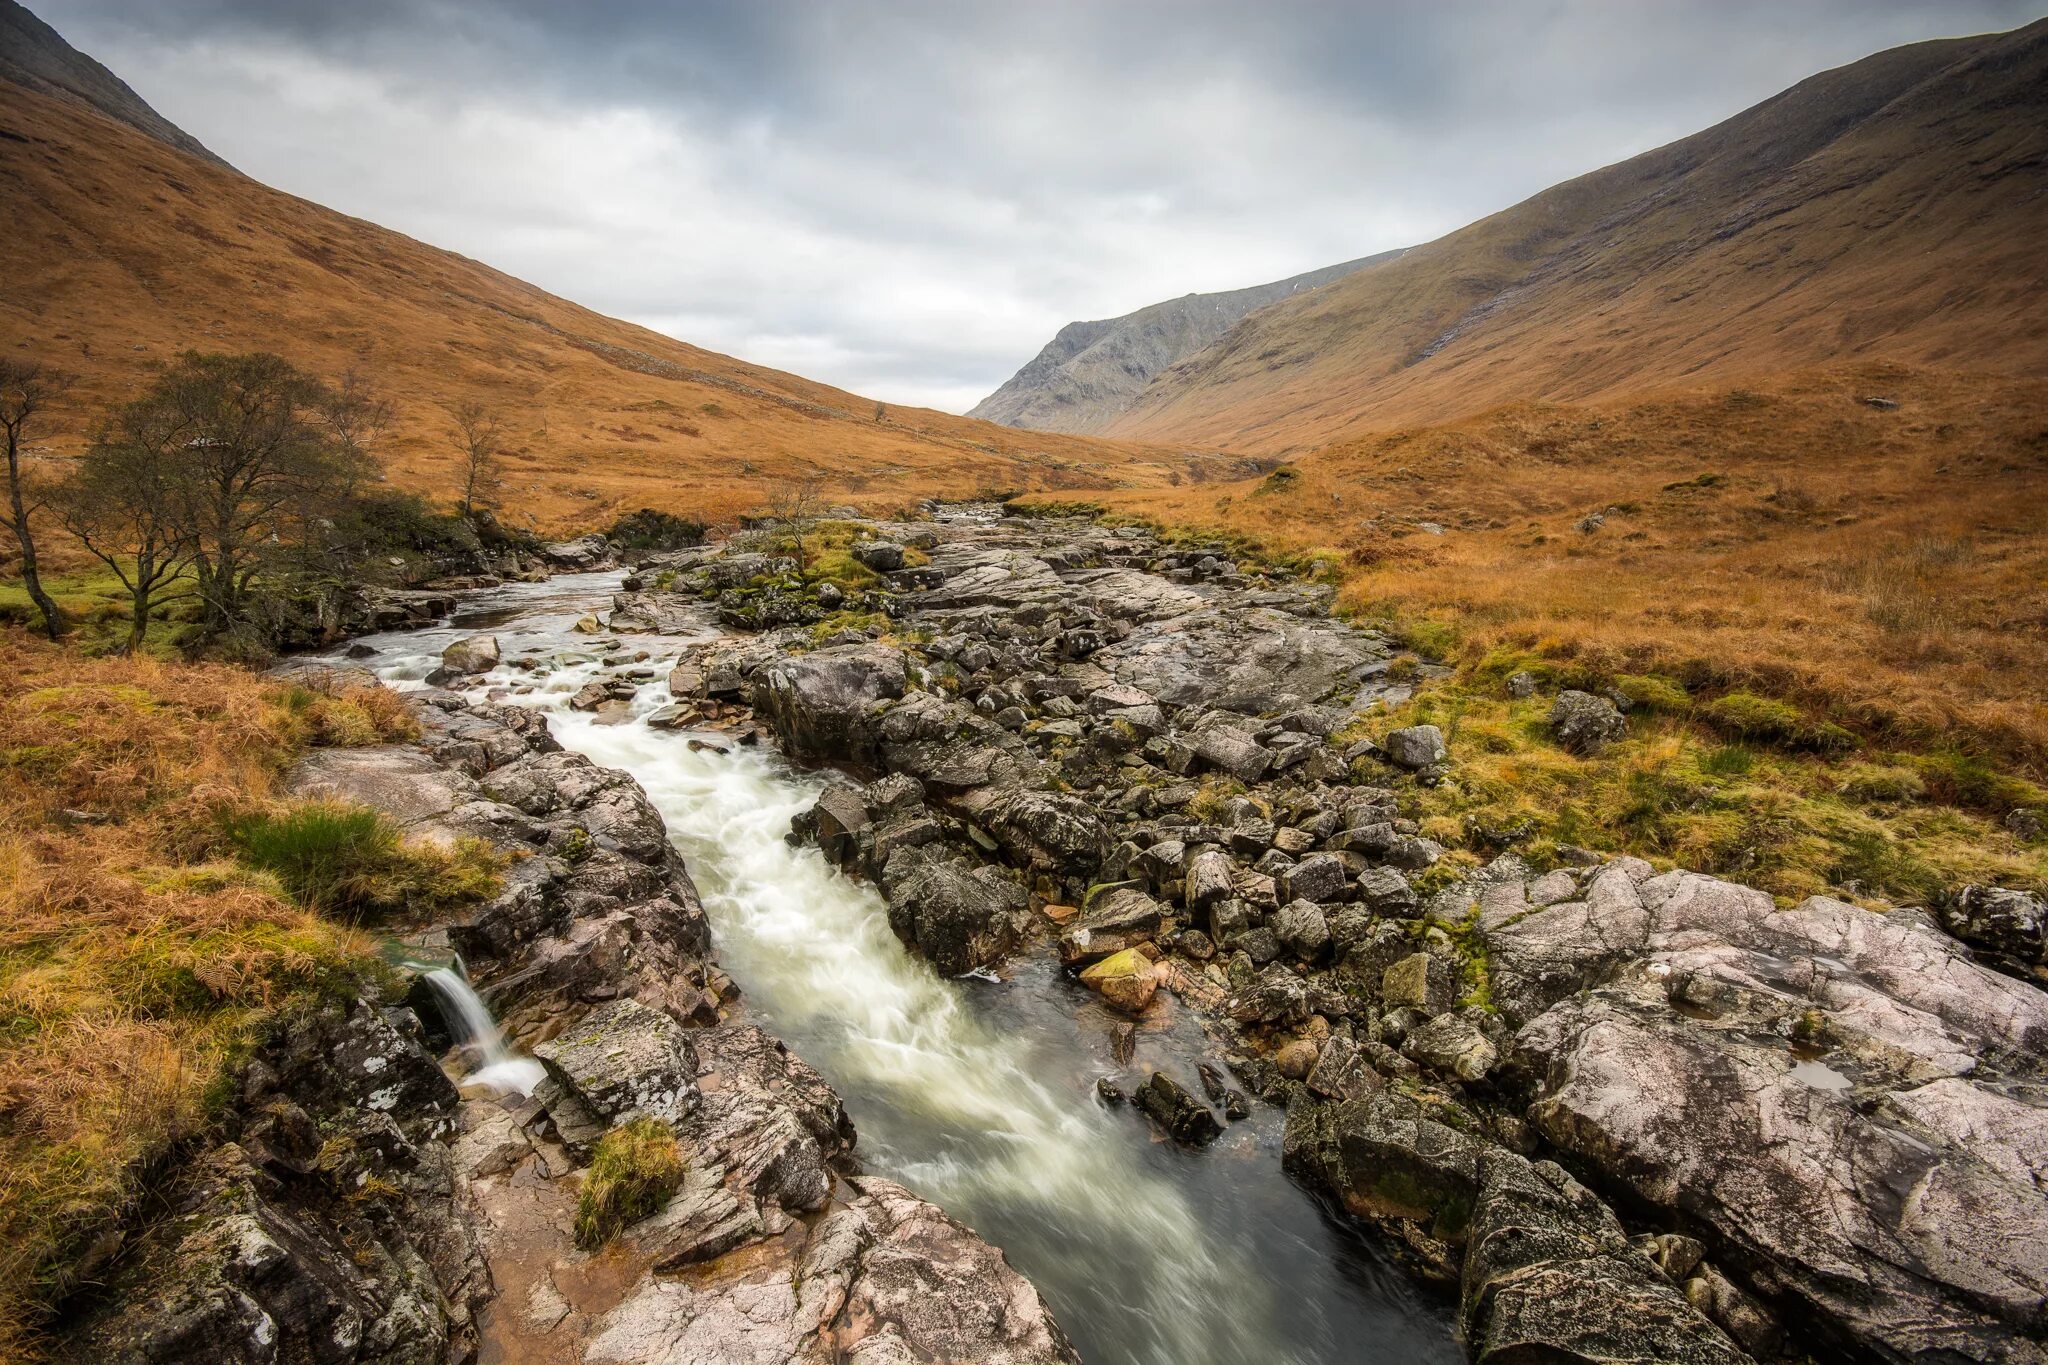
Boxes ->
[1550,689,1627,755]
[1275,899,1332,961]
[1401,1011,1497,1081]
[1940,884,2045,964]
[853,540,906,571]
[1278,853,1347,905]
[1382,952,1458,1014]
[752,643,908,763]
[533,998,698,1152]
[1135,1072,1222,1145]
[441,634,501,674]
[1383,724,1447,769]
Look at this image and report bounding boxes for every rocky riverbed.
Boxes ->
[58,505,2048,1365]
[607,506,2048,1365]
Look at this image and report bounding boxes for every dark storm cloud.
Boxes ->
[30,0,2044,410]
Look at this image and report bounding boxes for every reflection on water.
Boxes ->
[327,573,1459,1365]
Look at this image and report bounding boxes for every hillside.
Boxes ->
[1103,21,2048,453]
[0,33,1182,532]
[968,250,1403,434]
[0,0,223,167]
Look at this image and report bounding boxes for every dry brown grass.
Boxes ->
[1099,365,2048,774]
[0,633,408,1357]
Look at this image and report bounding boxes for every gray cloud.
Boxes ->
[31,0,2043,410]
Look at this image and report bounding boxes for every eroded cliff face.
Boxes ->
[61,679,1077,1365]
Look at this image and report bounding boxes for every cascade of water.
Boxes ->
[419,966,547,1096]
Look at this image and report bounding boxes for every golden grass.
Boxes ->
[1093,365,2048,774]
[574,1117,685,1250]
[0,632,453,1356]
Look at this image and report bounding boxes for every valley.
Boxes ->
[3,4,2046,1365]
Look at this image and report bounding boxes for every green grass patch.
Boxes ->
[225,800,502,922]
[575,1117,685,1249]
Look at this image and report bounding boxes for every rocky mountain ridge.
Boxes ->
[969,250,1404,434]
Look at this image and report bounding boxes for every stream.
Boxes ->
[320,571,1459,1365]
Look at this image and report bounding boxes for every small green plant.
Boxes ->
[575,1117,685,1249]
[226,800,501,921]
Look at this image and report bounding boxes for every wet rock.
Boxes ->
[1383,724,1447,770]
[1461,1149,1747,1365]
[1057,887,1164,965]
[1135,1073,1223,1145]
[880,850,1030,976]
[1549,689,1627,755]
[1230,964,1311,1026]
[752,642,908,763]
[532,998,699,1153]
[1283,1090,1483,1246]
[544,534,611,569]
[964,784,1111,874]
[442,633,501,674]
[1079,948,1160,1014]
[809,784,873,868]
[1940,883,2045,965]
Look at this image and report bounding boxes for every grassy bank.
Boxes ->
[1016,367,2048,905]
[0,633,496,1356]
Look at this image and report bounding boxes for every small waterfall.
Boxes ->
[419,966,547,1096]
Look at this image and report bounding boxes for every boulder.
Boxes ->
[532,998,699,1153]
[1135,1073,1222,1145]
[1401,1011,1497,1081]
[1550,689,1627,755]
[1462,1149,1748,1365]
[441,634,501,674]
[751,643,908,763]
[1057,888,1164,965]
[881,852,1029,976]
[852,540,906,571]
[1079,948,1159,1014]
[1274,899,1332,961]
[1383,724,1447,770]
[1277,853,1347,905]
[1940,884,2045,965]
[1382,953,1457,1014]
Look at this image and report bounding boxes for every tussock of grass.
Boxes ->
[574,1117,684,1250]
[225,801,502,923]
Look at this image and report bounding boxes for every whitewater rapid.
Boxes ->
[333,572,1457,1365]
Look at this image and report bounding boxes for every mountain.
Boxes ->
[0,0,224,166]
[0,6,1175,531]
[969,251,1403,434]
[1100,20,2048,453]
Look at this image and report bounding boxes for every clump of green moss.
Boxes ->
[575,1118,686,1249]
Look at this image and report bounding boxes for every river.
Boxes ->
[322,571,1459,1365]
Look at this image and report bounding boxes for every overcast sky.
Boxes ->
[34,0,2044,412]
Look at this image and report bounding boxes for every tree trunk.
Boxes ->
[5,451,61,640]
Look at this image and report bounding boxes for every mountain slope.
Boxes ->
[970,251,1403,434]
[1104,21,2048,453]
[0,0,224,166]
[0,19,1179,531]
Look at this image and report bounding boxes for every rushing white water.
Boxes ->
[335,573,1458,1365]
[418,966,547,1096]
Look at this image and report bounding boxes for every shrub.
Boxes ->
[225,801,501,922]
[575,1118,685,1249]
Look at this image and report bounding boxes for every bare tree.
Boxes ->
[0,359,74,639]
[144,352,353,634]
[448,401,504,517]
[766,471,827,572]
[59,406,198,655]
[324,368,392,496]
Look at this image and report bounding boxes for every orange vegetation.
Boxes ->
[0,636,386,1356]
[1096,365,2048,773]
